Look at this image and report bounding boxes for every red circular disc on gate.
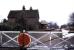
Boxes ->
[17,32,31,47]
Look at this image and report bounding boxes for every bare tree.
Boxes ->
[68,13,74,31]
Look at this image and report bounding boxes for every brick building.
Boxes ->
[7,6,40,31]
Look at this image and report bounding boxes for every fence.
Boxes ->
[0,31,74,50]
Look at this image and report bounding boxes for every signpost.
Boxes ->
[17,31,31,50]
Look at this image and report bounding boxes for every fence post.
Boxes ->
[0,31,2,47]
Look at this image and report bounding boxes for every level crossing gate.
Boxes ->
[0,31,74,50]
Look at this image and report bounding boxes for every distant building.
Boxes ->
[7,6,40,31]
[39,20,48,30]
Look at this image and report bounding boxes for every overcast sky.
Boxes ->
[0,0,74,26]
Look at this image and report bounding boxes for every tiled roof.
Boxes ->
[8,10,39,19]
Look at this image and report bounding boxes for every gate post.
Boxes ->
[0,31,2,47]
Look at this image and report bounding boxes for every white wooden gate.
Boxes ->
[0,31,20,47]
[0,31,74,49]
